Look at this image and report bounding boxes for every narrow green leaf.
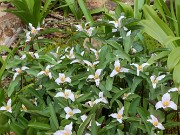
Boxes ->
[28,122,51,130]
[49,103,59,130]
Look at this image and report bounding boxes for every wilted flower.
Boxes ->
[122,93,132,100]
[88,69,102,87]
[21,104,27,112]
[150,75,165,89]
[13,66,29,80]
[110,60,129,77]
[64,107,81,119]
[37,65,53,79]
[147,115,165,130]
[55,89,75,102]
[55,73,71,85]
[90,48,101,60]
[83,60,99,71]
[30,98,38,106]
[94,92,108,104]
[81,114,101,127]
[109,16,127,32]
[130,63,149,76]
[0,99,12,113]
[155,93,177,110]
[53,122,73,135]
[109,107,124,123]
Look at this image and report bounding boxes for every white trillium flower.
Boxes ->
[20,54,26,60]
[88,69,102,87]
[29,52,39,59]
[55,89,75,102]
[66,47,75,59]
[55,73,71,85]
[131,63,149,76]
[83,60,99,71]
[122,93,132,100]
[75,24,83,31]
[110,60,129,77]
[53,122,73,135]
[37,65,53,79]
[64,107,81,119]
[150,75,165,89]
[0,99,12,113]
[86,101,95,107]
[168,86,180,93]
[147,115,165,130]
[90,48,101,60]
[109,107,124,123]
[28,23,41,35]
[94,92,108,104]
[155,93,177,110]
[81,114,101,127]
[13,66,29,80]
[30,98,38,106]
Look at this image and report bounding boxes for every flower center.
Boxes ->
[68,111,74,116]
[138,65,143,71]
[178,87,180,92]
[61,76,66,82]
[94,74,99,80]
[152,79,158,84]
[64,92,70,98]
[163,101,169,107]
[153,121,158,126]
[115,66,121,72]
[64,131,69,135]
[31,29,37,35]
[45,69,49,75]
[17,69,22,74]
[117,114,122,119]
[5,106,10,110]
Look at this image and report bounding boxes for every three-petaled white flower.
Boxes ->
[110,60,129,77]
[88,69,102,87]
[64,107,81,119]
[86,101,95,107]
[90,48,101,60]
[28,23,42,35]
[55,89,75,102]
[55,73,71,85]
[168,86,180,93]
[37,65,53,79]
[94,92,108,104]
[75,23,94,37]
[147,115,165,130]
[83,60,99,71]
[53,122,73,135]
[150,75,165,89]
[131,63,149,76]
[13,66,29,80]
[0,99,12,113]
[66,47,75,59]
[81,114,101,127]
[109,107,124,123]
[109,16,127,32]
[155,93,177,110]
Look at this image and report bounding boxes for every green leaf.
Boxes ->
[28,122,51,130]
[105,76,114,91]
[167,47,180,71]
[49,103,59,130]
[18,95,36,110]
[8,76,20,97]
[91,114,97,135]
[164,122,180,128]
[10,122,25,135]
[173,62,180,84]
[77,114,92,135]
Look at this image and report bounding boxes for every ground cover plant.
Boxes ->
[0,0,180,135]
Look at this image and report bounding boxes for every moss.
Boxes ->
[143,33,162,52]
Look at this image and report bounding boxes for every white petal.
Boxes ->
[69,93,75,102]
[168,88,178,92]
[169,101,177,110]
[65,114,71,119]
[155,101,163,110]
[21,54,26,60]
[130,63,139,68]
[81,51,85,56]
[110,70,118,77]
[13,72,19,80]
[59,73,65,78]
[95,79,100,87]
[118,107,124,115]
[21,66,29,70]
[84,60,92,66]
[117,119,122,123]
[55,92,64,97]
[90,48,97,54]
[70,59,79,64]
[152,83,157,89]
[88,75,94,79]
[147,119,153,124]
[34,53,39,59]
[137,69,140,76]
[73,109,81,114]
[109,113,118,119]
[157,123,165,130]
[93,61,99,65]
[162,93,170,103]
[48,72,52,79]
[150,115,158,122]
[64,107,72,113]
[121,68,129,73]
[46,65,51,70]
[81,115,87,122]
[7,99,11,106]
[126,31,131,36]
[53,130,64,135]
[156,75,165,81]
[64,122,73,132]
[95,69,102,76]
[142,63,149,67]
[0,106,6,111]
[37,71,45,76]
[150,76,156,82]
[114,60,120,67]
[94,98,102,104]
[65,77,71,83]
